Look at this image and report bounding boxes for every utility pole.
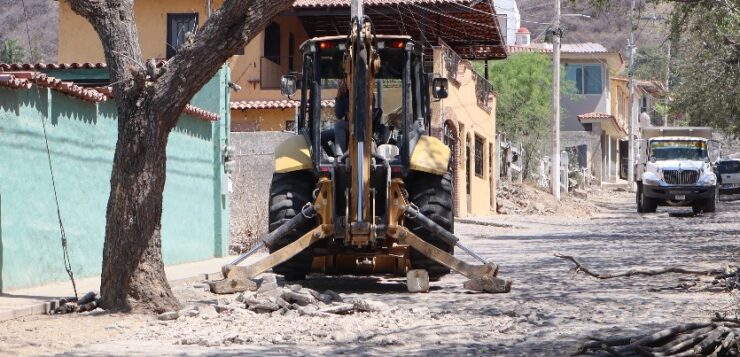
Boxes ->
[664,41,670,127]
[627,0,637,188]
[551,0,561,200]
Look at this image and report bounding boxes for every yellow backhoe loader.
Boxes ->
[218,0,510,293]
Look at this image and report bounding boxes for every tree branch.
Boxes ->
[66,0,145,102]
[153,0,294,129]
[553,253,728,279]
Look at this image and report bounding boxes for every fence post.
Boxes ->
[560,150,569,193]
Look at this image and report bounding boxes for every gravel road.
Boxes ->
[2,191,738,356]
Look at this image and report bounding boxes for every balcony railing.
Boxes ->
[436,41,496,113]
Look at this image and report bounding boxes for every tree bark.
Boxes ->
[67,0,293,313]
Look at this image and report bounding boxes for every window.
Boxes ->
[565,63,602,94]
[264,22,281,64]
[167,14,198,59]
[288,33,296,72]
[474,136,484,178]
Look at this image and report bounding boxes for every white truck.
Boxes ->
[635,127,719,214]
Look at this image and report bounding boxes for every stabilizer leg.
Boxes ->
[392,228,511,293]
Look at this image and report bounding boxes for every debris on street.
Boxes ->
[496,181,603,217]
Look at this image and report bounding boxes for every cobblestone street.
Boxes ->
[2,191,736,356]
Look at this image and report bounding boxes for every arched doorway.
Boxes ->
[442,121,458,216]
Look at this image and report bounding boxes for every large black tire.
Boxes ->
[636,182,644,213]
[639,183,658,213]
[693,188,718,214]
[405,171,455,280]
[268,171,316,281]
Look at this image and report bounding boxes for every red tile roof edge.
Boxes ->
[184,104,221,122]
[293,0,471,8]
[94,86,220,122]
[231,99,336,110]
[0,74,33,90]
[0,71,108,103]
[577,112,627,135]
[0,62,108,71]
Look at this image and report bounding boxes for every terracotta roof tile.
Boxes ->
[0,74,33,90]
[293,0,469,7]
[93,85,220,122]
[577,112,627,135]
[184,104,220,122]
[0,72,219,122]
[0,62,108,71]
[231,99,335,110]
[507,43,613,54]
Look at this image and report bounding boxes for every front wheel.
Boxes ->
[693,188,718,214]
[267,171,317,281]
[405,171,455,280]
[638,182,657,213]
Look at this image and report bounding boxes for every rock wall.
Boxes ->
[230,131,294,253]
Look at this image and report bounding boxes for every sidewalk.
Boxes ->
[0,255,246,322]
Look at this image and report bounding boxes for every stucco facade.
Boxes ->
[0,68,231,290]
[431,47,498,217]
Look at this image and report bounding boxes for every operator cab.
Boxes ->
[280,35,448,176]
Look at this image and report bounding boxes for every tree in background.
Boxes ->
[66,0,293,313]
[665,1,739,135]
[633,45,668,81]
[481,53,573,179]
[0,39,26,63]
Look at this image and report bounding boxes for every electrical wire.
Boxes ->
[20,0,79,300]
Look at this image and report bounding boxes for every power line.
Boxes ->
[19,0,79,300]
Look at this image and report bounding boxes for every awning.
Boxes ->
[289,0,507,59]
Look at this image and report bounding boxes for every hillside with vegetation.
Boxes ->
[0,0,58,63]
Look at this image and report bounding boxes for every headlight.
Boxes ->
[697,172,717,186]
[643,172,663,186]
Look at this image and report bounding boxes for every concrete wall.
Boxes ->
[58,0,310,103]
[231,108,296,132]
[562,129,603,183]
[229,132,293,251]
[0,72,230,290]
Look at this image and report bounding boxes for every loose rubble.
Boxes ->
[496,181,601,217]
[204,274,390,317]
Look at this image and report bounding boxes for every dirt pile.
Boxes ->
[496,182,602,218]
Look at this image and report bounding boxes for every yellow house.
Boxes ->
[56,0,507,216]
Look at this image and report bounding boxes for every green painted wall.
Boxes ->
[0,68,231,290]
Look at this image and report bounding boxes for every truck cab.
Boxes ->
[635,127,719,214]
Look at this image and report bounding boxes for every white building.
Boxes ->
[495,0,521,46]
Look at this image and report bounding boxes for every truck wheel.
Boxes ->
[641,189,658,213]
[405,171,455,280]
[636,182,644,213]
[704,189,718,213]
[694,189,718,214]
[268,171,317,281]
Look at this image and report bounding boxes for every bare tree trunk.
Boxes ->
[67,0,293,313]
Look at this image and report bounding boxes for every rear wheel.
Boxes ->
[405,171,455,280]
[636,182,644,213]
[268,171,316,281]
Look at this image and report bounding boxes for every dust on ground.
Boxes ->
[1,190,738,356]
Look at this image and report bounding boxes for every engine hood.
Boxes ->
[651,160,706,171]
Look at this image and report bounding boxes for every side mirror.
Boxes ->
[432,77,449,99]
[280,75,297,97]
[649,156,657,163]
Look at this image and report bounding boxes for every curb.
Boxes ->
[0,271,223,323]
[456,218,516,228]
